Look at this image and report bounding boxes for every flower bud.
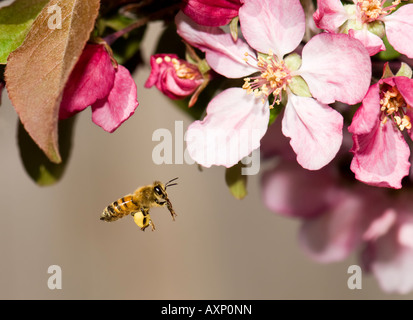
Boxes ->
[145,54,204,102]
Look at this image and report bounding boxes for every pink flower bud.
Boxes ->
[145,54,204,101]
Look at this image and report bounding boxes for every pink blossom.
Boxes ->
[181,0,241,26]
[176,0,371,170]
[145,54,204,106]
[261,127,413,293]
[59,43,138,133]
[361,193,413,294]
[348,76,413,189]
[314,0,413,57]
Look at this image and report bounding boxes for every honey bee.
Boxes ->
[100,178,178,231]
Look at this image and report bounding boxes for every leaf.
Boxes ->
[225,162,248,200]
[396,62,413,79]
[18,116,76,186]
[0,0,49,64]
[5,0,100,163]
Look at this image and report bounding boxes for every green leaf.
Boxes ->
[18,117,76,186]
[225,162,248,200]
[0,0,49,64]
[5,0,100,163]
[396,62,413,79]
[382,62,394,79]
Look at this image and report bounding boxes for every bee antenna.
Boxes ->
[165,177,178,188]
[165,183,178,189]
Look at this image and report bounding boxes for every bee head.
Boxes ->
[153,178,178,205]
[153,181,167,201]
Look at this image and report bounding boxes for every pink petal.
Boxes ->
[181,0,241,27]
[366,226,413,294]
[145,54,203,99]
[348,83,381,135]
[349,119,410,189]
[91,65,138,133]
[383,4,413,59]
[185,87,269,167]
[298,33,371,105]
[363,209,397,241]
[394,76,413,106]
[313,0,349,32]
[348,28,385,56]
[239,0,305,58]
[299,193,364,263]
[59,44,116,119]
[261,161,339,219]
[281,94,343,170]
[175,11,257,78]
[393,76,413,141]
[398,222,413,248]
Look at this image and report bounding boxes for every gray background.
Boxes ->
[0,22,412,299]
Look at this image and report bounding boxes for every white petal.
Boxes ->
[185,87,269,167]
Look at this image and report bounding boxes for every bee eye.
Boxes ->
[154,186,162,195]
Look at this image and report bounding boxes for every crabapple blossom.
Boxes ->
[181,0,241,26]
[348,67,413,189]
[145,54,205,107]
[176,0,371,170]
[59,43,138,133]
[261,124,413,294]
[314,0,413,57]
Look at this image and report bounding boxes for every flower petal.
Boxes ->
[298,33,371,104]
[59,44,116,119]
[185,87,269,167]
[348,83,381,135]
[313,0,349,32]
[181,0,241,27]
[349,119,410,189]
[91,65,138,133]
[348,28,385,56]
[281,94,343,170]
[383,4,413,59]
[365,226,413,294]
[175,11,257,78]
[145,54,203,99]
[261,161,338,219]
[239,0,305,58]
[299,193,364,263]
[363,208,397,241]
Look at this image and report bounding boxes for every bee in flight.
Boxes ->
[100,178,178,231]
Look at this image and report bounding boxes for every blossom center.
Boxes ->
[242,50,292,108]
[356,0,401,23]
[380,86,412,131]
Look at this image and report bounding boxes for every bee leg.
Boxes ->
[149,219,156,231]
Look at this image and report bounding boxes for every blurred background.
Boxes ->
[1,21,413,300]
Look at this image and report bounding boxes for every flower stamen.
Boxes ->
[243,51,291,108]
[380,86,411,131]
[356,0,401,23]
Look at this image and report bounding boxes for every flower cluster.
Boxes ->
[153,0,413,294]
[3,0,413,295]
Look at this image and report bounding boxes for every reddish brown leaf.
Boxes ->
[5,0,100,163]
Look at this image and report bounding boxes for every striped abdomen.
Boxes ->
[100,195,138,222]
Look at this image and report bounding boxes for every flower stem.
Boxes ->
[103,3,181,45]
